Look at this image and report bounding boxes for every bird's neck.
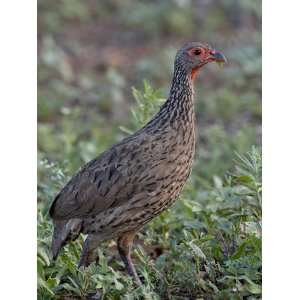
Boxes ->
[146,65,195,131]
[167,65,195,118]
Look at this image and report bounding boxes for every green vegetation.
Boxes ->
[38,0,261,298]
[38,83,261,299]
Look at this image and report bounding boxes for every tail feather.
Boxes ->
[51,218,82,260]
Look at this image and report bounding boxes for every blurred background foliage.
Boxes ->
[38,0,261,299]
[38,0,261,177]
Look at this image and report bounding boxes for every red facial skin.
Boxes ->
[188,47,226,81]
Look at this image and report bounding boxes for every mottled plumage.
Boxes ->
[49,42,226,285]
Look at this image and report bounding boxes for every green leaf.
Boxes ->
[114,279,124,290]
[38,277,55,296]
[231,242,248,260]
[246,281,262,294]
[188,241,206,259]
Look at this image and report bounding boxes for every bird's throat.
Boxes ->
[191,67,201,81]
[167,67,195,116]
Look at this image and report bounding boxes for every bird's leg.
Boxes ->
[117,231,142,286]
[78,234,102,268]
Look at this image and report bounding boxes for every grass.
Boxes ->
[38,83,261,299]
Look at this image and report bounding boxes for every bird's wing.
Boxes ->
[49,134,154,220]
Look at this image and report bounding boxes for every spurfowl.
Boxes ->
[49,42,226,285]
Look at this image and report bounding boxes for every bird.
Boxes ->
[49,42,226,285]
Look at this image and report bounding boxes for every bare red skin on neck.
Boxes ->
[191,67,201,81]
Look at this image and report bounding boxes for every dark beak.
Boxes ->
[210,50,227,64]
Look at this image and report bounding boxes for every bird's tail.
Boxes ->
[51,218,82,260]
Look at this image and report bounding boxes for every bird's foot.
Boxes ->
[132,273,142,286]
[78,235,101,268]
[78,250,99,268]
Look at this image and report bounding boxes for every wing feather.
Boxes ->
[49,134,152,220]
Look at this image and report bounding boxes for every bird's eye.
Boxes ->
[194,49,201,56]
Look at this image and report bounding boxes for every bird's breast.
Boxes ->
[145,123,196,196]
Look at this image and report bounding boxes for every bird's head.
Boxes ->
[175,42,227,80]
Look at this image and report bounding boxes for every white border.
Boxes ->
[263,0,300,298]
[0,1,37,299]
[1,0,300,298]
